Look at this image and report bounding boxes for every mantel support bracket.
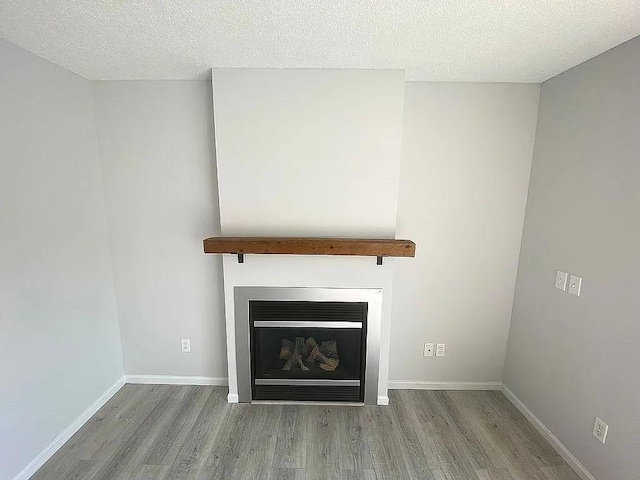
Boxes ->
[236,253,382,264]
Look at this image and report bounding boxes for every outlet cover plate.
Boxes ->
[436,343,445,357]
[593,417,608,443]
[181,338,191,353]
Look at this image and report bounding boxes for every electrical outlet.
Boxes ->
[555,270,568,291]
[181,339,191,353]
[568,275,582,296]
[423,343,434,357]
[436,343,445,357]
[593,417,608,443]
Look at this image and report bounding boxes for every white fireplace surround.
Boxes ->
[220,254,394,405]
[233,286,383,404]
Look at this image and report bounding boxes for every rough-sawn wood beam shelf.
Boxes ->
[203,237,416,265]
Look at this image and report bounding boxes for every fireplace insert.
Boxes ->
[250,300,367,402]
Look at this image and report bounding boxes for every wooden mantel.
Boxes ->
[203,237,416,264]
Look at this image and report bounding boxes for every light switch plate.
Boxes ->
[423,343,434,357]
[568,275,582,296]
[555,271,568,291]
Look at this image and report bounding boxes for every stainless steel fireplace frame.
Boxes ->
[234,286,382,404]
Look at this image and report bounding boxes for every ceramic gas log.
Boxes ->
[279,337,339,372]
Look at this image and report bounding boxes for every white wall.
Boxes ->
[0,40,124,480]
[391,83,541,384]
[504,37,640,480]
[212,68,405,238]
[92,81,227,379]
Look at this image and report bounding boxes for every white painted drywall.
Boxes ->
[0,40,124,480]
[390,83,540,383]
[504,37,640,480]
[212,69,406,402]
[92,81,227,378]
[212,68,405,238]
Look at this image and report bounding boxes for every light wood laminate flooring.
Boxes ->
[32,385,580,480]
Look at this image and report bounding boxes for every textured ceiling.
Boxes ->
[1,1,639,82]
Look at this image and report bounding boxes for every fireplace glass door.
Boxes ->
[250,301,367,402]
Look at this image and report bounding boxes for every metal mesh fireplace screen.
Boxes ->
[249,301,367,402]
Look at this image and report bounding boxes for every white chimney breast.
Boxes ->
[211,69,406,404]
[211,68,405,238]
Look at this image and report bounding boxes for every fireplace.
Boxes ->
[250,301,367,402]
[233,287,382,404]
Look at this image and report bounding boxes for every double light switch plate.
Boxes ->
[556,270,582,296]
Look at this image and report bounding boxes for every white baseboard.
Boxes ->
[12,376,126,480]
[500,384,595,480]
[388,380,503,391]
[125,375,228,386]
